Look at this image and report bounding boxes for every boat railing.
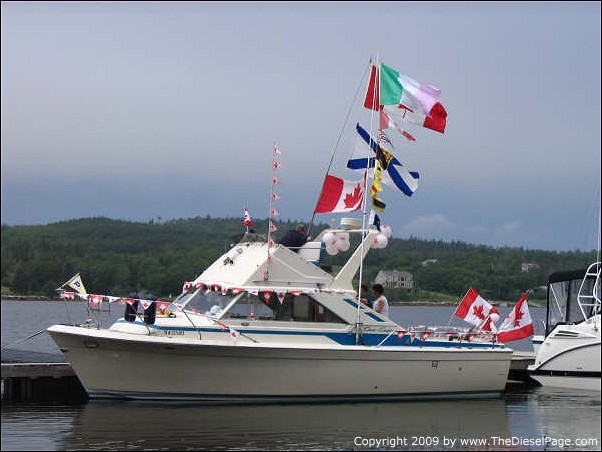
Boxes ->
[577,262,601,320]
[373,326,497,347]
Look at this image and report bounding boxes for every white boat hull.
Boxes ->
[528,316,601,391]
[48,325,512,402]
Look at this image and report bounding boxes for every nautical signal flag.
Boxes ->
[62,273,88,295]
[348,124,419,197]
[496,293,534,343]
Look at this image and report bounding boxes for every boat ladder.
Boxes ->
[577,262,601,320]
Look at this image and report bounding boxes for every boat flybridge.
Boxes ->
[48,225,513,402]
[528,262,601,391]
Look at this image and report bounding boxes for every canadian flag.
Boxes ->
[243,208,253,228]
[496,293,534,343]
[455,287,497,328]
[314,174,364,213]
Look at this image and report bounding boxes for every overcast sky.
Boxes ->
[2,1,600,252]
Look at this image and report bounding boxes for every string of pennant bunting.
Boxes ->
[60,282,356,310]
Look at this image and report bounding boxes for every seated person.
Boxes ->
[279,224,310,252]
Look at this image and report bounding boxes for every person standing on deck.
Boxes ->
[372,284,389,318]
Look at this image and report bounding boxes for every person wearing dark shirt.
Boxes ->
[359,284,374,307]
[279,224,310,252]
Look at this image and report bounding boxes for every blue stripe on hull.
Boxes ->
[116,319,505,349]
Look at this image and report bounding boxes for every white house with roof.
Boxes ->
[373,269,414,289]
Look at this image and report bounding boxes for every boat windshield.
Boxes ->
[171,289,240,319]
[546,270,599,335]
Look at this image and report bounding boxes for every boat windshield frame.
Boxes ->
[170,289,243,319]
[545,267,600,335]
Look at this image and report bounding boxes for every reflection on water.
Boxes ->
[3,398,509,451]
[2,387,600,451]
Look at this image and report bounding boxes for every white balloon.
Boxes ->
[325,243,339,255]
[380,224,392,238]
[336,232,350,242]
[322,232,336,246]
[373,234,388,249]
[337,237,350,252]
[489,313,500,323]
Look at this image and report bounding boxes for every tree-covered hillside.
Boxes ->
[1,217,597,302]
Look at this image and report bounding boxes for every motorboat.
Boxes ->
[47,227,513,402]
[47,59,514,402]
[528,262,601,391]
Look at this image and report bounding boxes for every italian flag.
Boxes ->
[364,63,447,134]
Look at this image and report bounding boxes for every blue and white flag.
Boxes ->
[347,123,419,197]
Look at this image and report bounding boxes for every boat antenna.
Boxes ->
[354,54,380,344]
[307,60,371,237]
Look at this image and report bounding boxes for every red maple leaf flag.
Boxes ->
[314,174,364,213]
[496,293,534,343]
[243,208,254,228]
[454,287,497,327]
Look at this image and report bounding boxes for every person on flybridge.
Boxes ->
[279,224,311,252]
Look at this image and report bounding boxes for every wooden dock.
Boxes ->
[2,352,537,401]
[1,362,88,401]
[507,351,536,384]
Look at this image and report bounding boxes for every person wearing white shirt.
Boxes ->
[372,284,389,318]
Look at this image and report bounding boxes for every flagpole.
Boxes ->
[354,54,380,345]
[447,288,472,327]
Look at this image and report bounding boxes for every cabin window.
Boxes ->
[223,292,345,323]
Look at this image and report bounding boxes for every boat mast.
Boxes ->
[355,54,380,345]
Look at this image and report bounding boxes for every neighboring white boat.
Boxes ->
[47,228,512,402]
[528,262,601,391]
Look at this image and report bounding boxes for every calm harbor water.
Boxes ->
[2,300,600,451]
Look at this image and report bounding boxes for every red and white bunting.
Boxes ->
[274,144,281,154]
[156,301,170,314]
[212,284,221,293]
[194,282,204,290]
[273,160,282,170]
[269,221,278,233]
[221,286,229,296]
[261,291,273,304]
[215,320,228,331]
[288,290,302,297]
[230,287,243,295]
[60,291,75,300]
[88,294,104,307]
[139,299,153,310]
[271,192,280,201]
[121,297,138,306]
[272,176,279,186]
[270,208,279,217]
[106,296,121,303]
[268,239,276,248]
[276,291,286,305]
